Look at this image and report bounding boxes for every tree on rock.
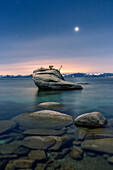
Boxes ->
[49,65,54,70]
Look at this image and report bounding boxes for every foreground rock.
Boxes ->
[70,146,83,160]
[49,135,74,151]
[74,112,106,128]
[23,136,56,149]
[13,159,34,169]
[85,128,113,140]
[81,138,113,154]
[0,120,16,134]
[33,68,83,90]
[108,156,113,164]
[28,150,47,161]
[0,140,22,154]
[23,128,65,136]
[13,110,73,130]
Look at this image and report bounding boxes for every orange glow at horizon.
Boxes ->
[0,57,112,75]
[0,61,93,75]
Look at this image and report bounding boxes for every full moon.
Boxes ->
[74,27,79,32]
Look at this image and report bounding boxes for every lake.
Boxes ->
[0,77,113,120]
[0,77,113,170]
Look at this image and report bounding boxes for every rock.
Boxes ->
[50,161,61,169]
[46,167,55,170]
[9,132,24,140]
[35,163,46,170]
[23,136,56,150]
[13,159,34,169]
[73,141,82,146]
[0,154,17,159]
[23,128,65,136]
[0,140,22,154]
[85,128,113,140]
[33,68,83,90]
[38,102,67,112]
[108,156,113,164]
[86,152,96,157]
[13,146,30,155]
[64,167,75,170]
[74,112,106,128]
[103,154,110,159]
[0,160,8,170]
[0,120,16,134]
[49,135,74,151]
[38,102,63,108]
[69,146,83,160]
[28,150,47,161]
[13,110,73,130]
[81,138,113,154]
[5,162,15,170]
[53,152,65,159]
[76,127,88,140]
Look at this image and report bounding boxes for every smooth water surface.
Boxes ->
[0,77,113,120]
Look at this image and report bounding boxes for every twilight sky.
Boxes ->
[0,0,113,75]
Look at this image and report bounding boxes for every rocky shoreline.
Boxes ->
[0,102,113,169]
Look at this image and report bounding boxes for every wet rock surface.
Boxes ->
[12,159,34,169]
[23,136,56,149]
[81,138,113,154]
[38,102,63,108]
[23,128,65,136]
[33,68,83,90]
[69,146,83,160]
[0,110,112,170]
[74,112,107,128]
[13,110,73,130]
[0,120,16,134]
[28,150,47,161]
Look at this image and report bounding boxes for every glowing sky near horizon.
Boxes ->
[0,0,113,75]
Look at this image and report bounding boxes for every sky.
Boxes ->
[0,0,113,75]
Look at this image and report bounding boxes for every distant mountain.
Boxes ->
[62,73,113,78]
[0,74,33,78]
[0,73,113,79]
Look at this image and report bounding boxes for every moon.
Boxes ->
[74,27,79,32]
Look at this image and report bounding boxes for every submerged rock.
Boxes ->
[35,163,47,170]
[0,140,22,154]
[28,150,47,161]
[85,128,113,140]
[0,120,16,134]
[69,146,83,160]
[33,68,83,90]
[13,159,34,169]
[81,138,113,154]
[23,136,56,150]
[49,135,74,151]
[13,110,73,130]
[108,156,113,164]
[74,112,106,128]
[38,102,63,108]
[23,128,65,136]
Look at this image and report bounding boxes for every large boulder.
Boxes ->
[12,110,73,130]
[74,112,106,128]
[33,68,83,90]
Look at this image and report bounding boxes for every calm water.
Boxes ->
[1,77,113,169]
[0,77,113,120]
